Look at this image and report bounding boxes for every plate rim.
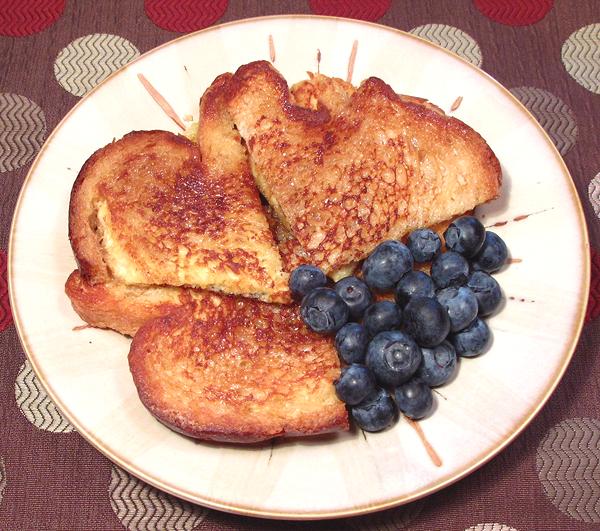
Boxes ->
[7,14,591,520]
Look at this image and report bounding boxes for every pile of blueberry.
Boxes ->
[290,216,508,432]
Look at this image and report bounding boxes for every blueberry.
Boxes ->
[363,301,402,337]
[350,388,397,432]
[467,271,503,316]
[362,240,414,291]
[366,330,422,386]
[450,318,490,357]
[335,323,369,364]
[471,232,508,273]
[402,296,450,347]
[300,287,349,334]
[431,251,469,289]
[407,228,442,262]
[443,216,485,258]
[416,341,457,387]
[334,276,373,319]
[394,380,433,420]
[395,271,435,308]
[436,286,478,332]
[334,364,377,405]
[289,265,327,298]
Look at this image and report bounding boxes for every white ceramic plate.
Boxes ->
[9,15,589,519]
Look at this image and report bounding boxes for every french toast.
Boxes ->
[68,128,290,303]
[227,61,501,274]
[129,295,348,442]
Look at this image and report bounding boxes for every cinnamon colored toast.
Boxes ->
[128,295,348,442]
[68,127,289,303]
[227,61,501,274]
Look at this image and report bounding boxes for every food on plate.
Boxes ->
[65,59,507,443]
[226,60,501,275]
[128,293,348,442]
[299,219,507,432]
[65,270,205,337]
[68,97,289,303]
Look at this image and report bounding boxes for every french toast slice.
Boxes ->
[68,128,289,303]
[65,270,208,336]
[129,295,349,442]
[227,61,501,274]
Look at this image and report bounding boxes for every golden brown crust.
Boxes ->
[227,61,501,273]
[68,128,290,303]
[128,296,348,442]
[65,270,210,337]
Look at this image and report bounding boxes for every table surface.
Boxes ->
[1,1,599,530]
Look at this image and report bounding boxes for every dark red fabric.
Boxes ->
[473,0,554,26]
[1,1,599,529]
[586,247,600,323]
[0,0,65,36]
[144,0,228,33]
[0,250,11,332]
[308,0,391,21]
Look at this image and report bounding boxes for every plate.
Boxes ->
[9,15,589,519]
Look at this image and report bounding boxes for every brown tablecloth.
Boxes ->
[2,1,600,529]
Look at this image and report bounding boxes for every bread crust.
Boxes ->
[227,61,501,273]
[68,128,290,303]
[129,296,349,442]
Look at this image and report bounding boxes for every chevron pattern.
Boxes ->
[409,24,482,67]
[562,23,600,95]
[0,93,46,173]
[54,34,139,97]
[109,466,208,530]
[0,456,5,505]
[308,0,390,21]
[536,418,600,523]
[586,247,600,323]
[509,86,577,156]
[144,0,228,33]
[343,499,424,529]
[0,0,65,37]
[465,525,517,531]
[0,250,11,332]
[474,0,553,26]
[15,360,74,433]
[588,172,600,219]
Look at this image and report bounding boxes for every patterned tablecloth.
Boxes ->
[1,1,599,529]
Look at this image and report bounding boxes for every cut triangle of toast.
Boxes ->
[227,61,501,274]
[69,88,289,304]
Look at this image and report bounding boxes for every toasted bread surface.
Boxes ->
[65,270,211,337]
[129,295,348,442]
[227,61,501,273]
[68,128,289,303]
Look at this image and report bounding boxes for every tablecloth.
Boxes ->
[1,1,599,529]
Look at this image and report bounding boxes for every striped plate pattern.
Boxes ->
[0,93,46,173]
[509,86,577,156]
[109,466,208,530]
[562,23,600,95]
[54,34,139,97]
[536,417,600,523]
[15,360,74,432]
[409,24,482,67]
